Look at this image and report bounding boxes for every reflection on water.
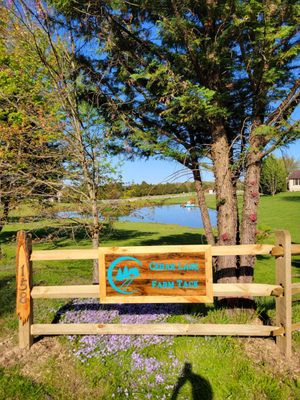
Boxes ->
[119,204,217,229]
[56,204,217,229]
[56,211,82,219]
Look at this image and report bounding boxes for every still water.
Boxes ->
[119,204,217,229]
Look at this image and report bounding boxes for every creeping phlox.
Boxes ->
[59,300,183,399]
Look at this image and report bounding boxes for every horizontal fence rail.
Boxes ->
[292,322,300,332]
[30,244,300,261]
[16,230,300,359]
[292,283,300,295]
[30,323,284,337]
[31,283,284,300]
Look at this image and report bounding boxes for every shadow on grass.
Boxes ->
[0,366,53,398]
[0,230,18,244]
[53,303,184,323]
[256,254,272,261]
[0,225,88,246]
[7,215,45,224]
[0,276,16,317]
[51,301,213,325]
[171,362,213,400]
[139,233,208,246]
[0,223,155,248]
[256,297,276,326]
[292,258,300,270]
[102,227,153,242]
[280,195,300,202]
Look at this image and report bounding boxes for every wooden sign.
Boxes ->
[99,245,213,303]
[16,232,31,325]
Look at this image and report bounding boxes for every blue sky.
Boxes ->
[119,139,300,184]
[120,158,194,185]
[119,104,300,184]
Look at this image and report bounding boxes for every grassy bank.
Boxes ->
[0,192,299,399]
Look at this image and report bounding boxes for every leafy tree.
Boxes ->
[260,156,287,195]
[280,152,300,175]
[9,0,123,281]
[0,7,63,234]
[48,0,300,287]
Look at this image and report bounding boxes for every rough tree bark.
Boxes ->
[192,164,215,246]
[210,124,238,284]
[240,149,262,284]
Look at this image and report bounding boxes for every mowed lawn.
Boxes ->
[258,192,300,243]
[0,192,299,399]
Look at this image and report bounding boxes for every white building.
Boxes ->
[288,170,300,192]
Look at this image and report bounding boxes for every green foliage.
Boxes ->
[2,0,300,280]
[0,13,60,132]
[121,181,207,198]
[260,155,287,195]
[96,180,215,199]
[0,4,122,252]
[281,153,300,175]
[131,62,228,127]
[0,7,64,229]
[1,193,300,398]
[44,0,300,257]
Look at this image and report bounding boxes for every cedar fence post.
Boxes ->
[275,230,292,358]
[16,231,33,349]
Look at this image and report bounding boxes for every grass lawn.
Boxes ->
[0,192,299,399]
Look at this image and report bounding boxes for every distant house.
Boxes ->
[288,170,300,192]
[205,189,216,195]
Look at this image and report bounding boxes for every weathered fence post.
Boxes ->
[275,230,292,358]
[16,231,33,349]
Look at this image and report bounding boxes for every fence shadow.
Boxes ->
[292,258,300,270]
[171,362,213,400]
[52,302,186,323]
[140,232,208,246]
[0,276,16,317]
[0,224,154,248]
[280,196,300,203]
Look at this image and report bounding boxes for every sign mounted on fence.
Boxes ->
[98,245,213,303]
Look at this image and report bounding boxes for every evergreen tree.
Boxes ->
[260,156,287,195]
[13,0,300,287]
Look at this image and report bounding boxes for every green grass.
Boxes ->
[0,192,300,399]
[258,192,300,243]
[0,367,56,400]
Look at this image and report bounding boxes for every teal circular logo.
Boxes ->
[108,256,142,295]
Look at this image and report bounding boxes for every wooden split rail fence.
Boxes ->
[16,230,300,358]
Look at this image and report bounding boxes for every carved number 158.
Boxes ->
[19,264,28,304]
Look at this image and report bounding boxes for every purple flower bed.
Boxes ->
[58,299,183,361]
[56,299,190,399]
[128,351,181,399]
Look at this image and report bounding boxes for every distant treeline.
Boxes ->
[60,180,247,202]
[100,181,213,199]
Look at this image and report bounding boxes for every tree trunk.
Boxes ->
[240,152,261,283]
[72,120,101,284]
[210,125,238,284]
[0,197,10,233]
[0,197,10,259]
[91,197,100,284]
[92,231,100,284]
[192,165,215,246]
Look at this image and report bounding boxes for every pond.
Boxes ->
[119,204,217,229]
[56,204,217,229]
